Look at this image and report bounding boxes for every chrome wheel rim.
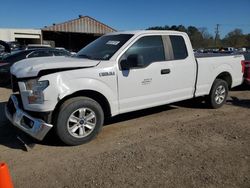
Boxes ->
[215,85,226,104]
[67,108,96,138]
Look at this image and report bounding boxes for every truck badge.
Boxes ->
[99,72,115,77]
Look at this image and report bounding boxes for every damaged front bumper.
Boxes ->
[5,94,53,140]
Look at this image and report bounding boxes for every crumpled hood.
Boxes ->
[11,56,100,78]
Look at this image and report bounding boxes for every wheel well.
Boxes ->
[216,72,232,89]
[52,90,111,124]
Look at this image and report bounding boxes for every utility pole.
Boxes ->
[215,24,220,47]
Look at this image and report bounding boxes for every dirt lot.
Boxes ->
[0,86,250,188]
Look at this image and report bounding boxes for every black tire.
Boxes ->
[206,79,229,109]
[55,97,104,146]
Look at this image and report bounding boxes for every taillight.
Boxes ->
[241,60,246,73]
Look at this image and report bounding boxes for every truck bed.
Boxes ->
[194,53,235,58]
[195,54,244,97]
[195,52,250,59]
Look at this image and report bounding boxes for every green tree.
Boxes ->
[187,26,203,48]
[176,25,187,32]
[245,34,250,47]
[146,25,250,49]
[199,27,215,48]
[223,29,246,48]
[170,25,177,30]
[147,25,170,30]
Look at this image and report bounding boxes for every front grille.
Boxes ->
[11,75,19,92]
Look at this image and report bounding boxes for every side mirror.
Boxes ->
[120,54,144,70]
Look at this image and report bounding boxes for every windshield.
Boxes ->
[76,34,134,60]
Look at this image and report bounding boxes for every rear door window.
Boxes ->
[169,36,188,60]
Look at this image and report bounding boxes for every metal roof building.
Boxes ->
[43,16,115,34]
[42,16,116,52]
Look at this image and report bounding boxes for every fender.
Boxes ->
[212,64,233,82]
[40,72,119,116]
[61,78,118,116]
[195,62,233,97]
[206,64,233,93]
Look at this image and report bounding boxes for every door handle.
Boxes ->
[161,69,171,75]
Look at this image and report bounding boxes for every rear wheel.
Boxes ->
[55,97,104,146]
[206,79,228,109]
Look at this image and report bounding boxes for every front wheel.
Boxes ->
[206,79,229,109]
[55,97,104,146]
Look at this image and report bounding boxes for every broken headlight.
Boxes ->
[24,79,49,104]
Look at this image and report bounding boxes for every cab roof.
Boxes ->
[106,30,185,36]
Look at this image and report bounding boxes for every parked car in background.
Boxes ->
[56,47,77,56]
[0,45,7,60]
[0,40,11,59]
[7,41,21,51]
[243,52,250,61]
[243,60,250,85]
[0,48,71,85]
[24,44,52,50]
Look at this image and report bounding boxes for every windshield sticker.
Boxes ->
[106,41,120,45]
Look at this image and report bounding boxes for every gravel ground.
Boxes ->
[0,86,249,188]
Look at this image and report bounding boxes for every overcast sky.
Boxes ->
[0,0,249,37]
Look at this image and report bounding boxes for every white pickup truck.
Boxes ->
[5,30,244,145]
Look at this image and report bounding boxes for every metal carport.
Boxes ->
[42,16,116,52]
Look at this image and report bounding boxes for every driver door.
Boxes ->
[117,35,173,113]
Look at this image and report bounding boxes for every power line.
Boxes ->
[215,24,220,46]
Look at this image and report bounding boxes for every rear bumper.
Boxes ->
[5,94,53,140]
